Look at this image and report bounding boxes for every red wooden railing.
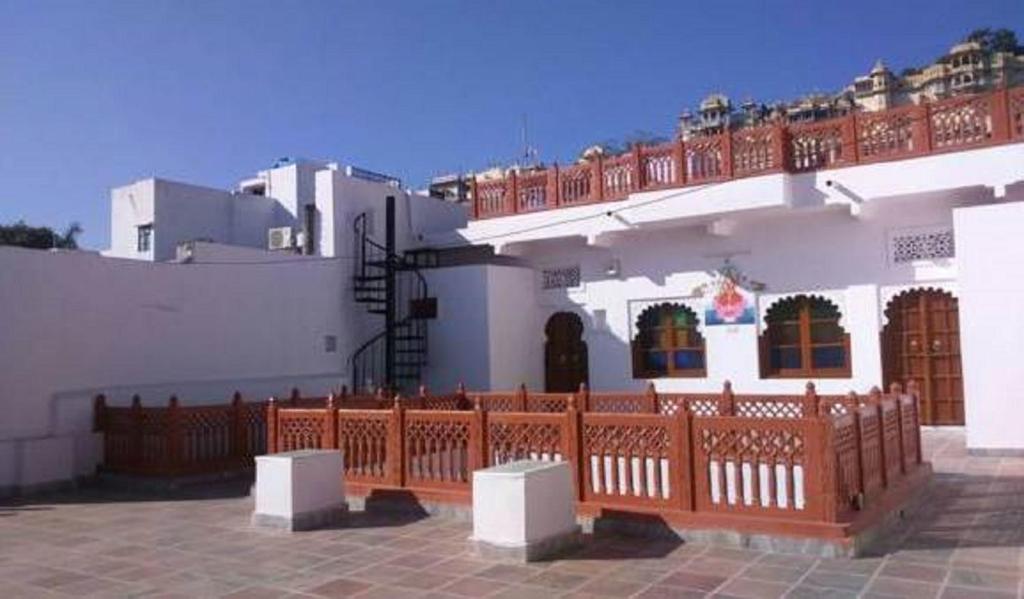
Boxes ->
[257,381,926,536]
[94,381,926,536]
[471,86,1024,219]
[95,392,266,476]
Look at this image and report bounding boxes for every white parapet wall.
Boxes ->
[955,201,1024,453]
[0,246,349,495]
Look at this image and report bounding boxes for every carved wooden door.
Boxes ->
[882,289,964,425]
[545,312,589,393]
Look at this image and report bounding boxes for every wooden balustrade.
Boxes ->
[470,85,1024,219]
[94,392,266,476]
[255,380,926,535]
[94,380,927,536]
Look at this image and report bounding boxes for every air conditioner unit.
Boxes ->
[268,226,293,250]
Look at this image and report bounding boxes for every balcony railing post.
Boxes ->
[773,121,790,172]
[389,396,405,487]
[904,380,923,464]
[130,395,143,471]
[911,103,932,155]
[593,154,604,202]
[669,409,692,511]
[644,381,658,414]
[471,397,487,471]
[566,395,584,502]
[231,391,244,462]
[674,138,686,186]
[516,383,528,412]
[324,392,338,449]
[632,144,644,191]
[166,395,181,476]
[849,391,866,504]
[991,85,1012,142]
[471,177,480,219]
[548,163,560,208]
[818,417,838,522]
[721,131,734,179]
[508,170,519,214]
[720,380,735,416]
[267,397,278,454]
[456,382,468,410]
[577,382,590,412]
[803,382,819,417]
[93,394,107,433]
[842,113,859,164]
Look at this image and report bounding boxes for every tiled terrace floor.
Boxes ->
[1,428,1023,599]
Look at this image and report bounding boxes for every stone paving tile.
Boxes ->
[864,575,943,598]
[717,577,791,598]
[4,429,1024,599]
[440,575,511,597]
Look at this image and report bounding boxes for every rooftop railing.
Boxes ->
[471,86,1024,219]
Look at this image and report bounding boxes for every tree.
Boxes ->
[965,28,1022,54]
[0,221,82,250]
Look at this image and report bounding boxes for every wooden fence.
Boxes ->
[94,381,927,537]
[471,85,1024,219]
[95,393,267,476]
[260,382,926,535]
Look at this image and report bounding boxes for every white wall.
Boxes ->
[956,201,1024,452]
[0,246,348,493]
[486,193,971,395]
[422,264,540,393]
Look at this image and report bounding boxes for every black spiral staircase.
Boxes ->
[350,197,432,393]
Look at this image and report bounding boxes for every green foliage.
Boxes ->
[965,28,1022,54]
[0,221,82,250]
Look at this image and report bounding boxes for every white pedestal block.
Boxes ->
[470,460,581,561]
[251,450,347,531]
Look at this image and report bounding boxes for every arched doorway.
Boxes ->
[545,312,589,393]
[882,288,964,425]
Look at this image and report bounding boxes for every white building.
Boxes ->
[2,86,1024,496]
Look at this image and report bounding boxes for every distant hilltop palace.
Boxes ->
[678,35,1024,139]
[430,30,1024,201]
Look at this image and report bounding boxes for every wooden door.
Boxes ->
[545,312,589,393]
[882,289,964,425]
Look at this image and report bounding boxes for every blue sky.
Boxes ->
[1,1,1021,249]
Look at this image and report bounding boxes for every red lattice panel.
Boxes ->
[789,119,846,172]
[641,145,679,189]
[527,393,571,413]
[899,396,920,471]
[601,153,637,200]
[686,135,724,182]
[733,397,804,419]
[832,414,863,517]
[731,126,777,177]
[559,163,594,205]
[880,401,903,485]
[857,408,883,500]
[581,413,676,506]
[929,94,992,150]
[857,105,917,161]
[338,410,392,483]
[487,413,568,465]
[277,409,328,451]
[692,417,810,516]
[404,411,474,489]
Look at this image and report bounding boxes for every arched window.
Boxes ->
[632,303,706,378]
[761,295,850,378]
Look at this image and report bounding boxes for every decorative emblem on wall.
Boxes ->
[692,259,764,326]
